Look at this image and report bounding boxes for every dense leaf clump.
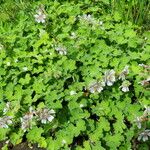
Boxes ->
[0,0,150,150]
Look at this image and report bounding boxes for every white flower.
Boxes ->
[21,107,35,132]
[89,81,105,93]
[144,106,150,115]
[138,130,150,142]
[79,14,96,24]
[3,102,10,114]
[119,80,131,92]
[36,108,55,124]
[119,65,129,80]
[23,67,28,71]
[34,7,46,23]
[55,46,67,55]
[134,117,142,129]
[139,63,150,69]
[139,77,150,86]
[104,69,116,86]
[70,90,77,96]
[0,116,13,128]
[70,32,77,39]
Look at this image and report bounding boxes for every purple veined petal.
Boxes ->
[7,120,12,125]
[41,19,46,23]
[137,122,142,129]
[43,14,46,19]
[0,123,9,128]
[47,116,54,122]
[143,135,148,142]
[64,51,67,55]
[89,87,95,93]
[101,81,105,87]
[137,135,142,141]
[97,87,103,93]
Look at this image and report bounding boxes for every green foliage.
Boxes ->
[110,0,150,27]
[0,0,150,150]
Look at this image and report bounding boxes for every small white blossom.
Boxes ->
[23,67,28,71]
[119,65,129,80]
[139,63,150,69]
[89,81,105,93]
[55,46,67,55]
[139,77,150,86]
[36,108,55,124]
[70,32,77,39]
[79,14,96,24]
[70,90,77,96]
[0,116,13,128]
[34,6,46,23]
[104,69,116,86]
[119,80,131,92]
[3,102,10,114]
[21,107,35,132]
[134,117,142,129]
[144,106,150,115]
[138,130,150,142]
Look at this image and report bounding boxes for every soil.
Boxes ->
[0,141,46,150]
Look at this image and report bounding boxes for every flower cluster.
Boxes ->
[79,14,96,24]
[138,129,150,142]
[78,14,103,26]
[144,106,150,116]
[36,108,55,124]
[21,107,35,132]
[119,66,129,81]
[20,107,55,132]
[3,102,10,114]
[34,5,46,23]
[139,77,150,86]
[139,63,150,69]
[134,116,143,129]
[88,81,105,93]
[119,80,131,92]
[134,106,150,129]
[55,45,67,55]
[138,63,150,87]
[104,69,116,86]
[87,66,131,93]
[0,116,12,128]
